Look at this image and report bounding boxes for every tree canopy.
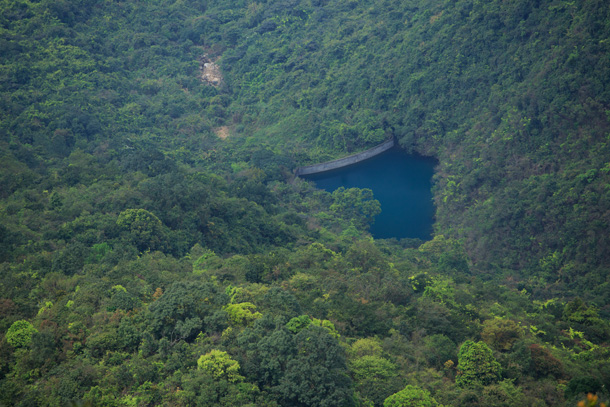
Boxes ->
[0,0,609,405]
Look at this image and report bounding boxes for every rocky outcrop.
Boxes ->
[199,55,223,87]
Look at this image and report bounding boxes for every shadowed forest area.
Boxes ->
[1,0,609,405]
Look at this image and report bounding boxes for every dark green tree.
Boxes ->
[116,208,168,253]
[330,187,381,230]
[277,326,355,407]
[148,281,227,340]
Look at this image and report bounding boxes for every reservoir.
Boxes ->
[302,148,436,240]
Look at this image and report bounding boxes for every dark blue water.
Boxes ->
[303,148,436,240]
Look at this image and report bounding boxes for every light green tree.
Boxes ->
[352,354,401,405]
[286,315,340,338]
[383,385,442,407]
[197,349,244,382]
[350,337,383,358]
[6,320,38,348]
[350,355,397,382]
[286,315,313,333]
[223,302,262,326]
[456,340,501,387]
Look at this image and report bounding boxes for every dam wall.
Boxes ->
[295,138,396,176]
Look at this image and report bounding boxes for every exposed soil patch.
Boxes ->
[214,126,230,140]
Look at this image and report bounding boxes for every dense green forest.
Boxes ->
[1,0,609,405]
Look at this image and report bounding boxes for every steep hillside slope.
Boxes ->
[197,0,610,301]
[1,0,609,405]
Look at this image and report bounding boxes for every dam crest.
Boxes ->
[295,138,396,177]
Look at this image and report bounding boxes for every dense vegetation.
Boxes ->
[1,0,609,406]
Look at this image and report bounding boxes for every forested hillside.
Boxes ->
[1,0,609,406]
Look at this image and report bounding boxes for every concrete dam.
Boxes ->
[295,138,396,176]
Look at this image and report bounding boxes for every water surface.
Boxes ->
[303,148,436,240]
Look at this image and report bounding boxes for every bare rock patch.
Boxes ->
[199,54,223,87]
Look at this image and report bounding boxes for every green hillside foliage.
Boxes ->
[1,0,609,405]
